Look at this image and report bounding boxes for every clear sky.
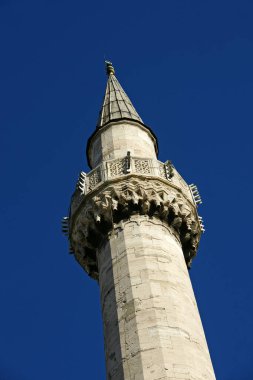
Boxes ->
[0,0,252,379]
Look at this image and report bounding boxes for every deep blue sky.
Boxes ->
[1,0,252,379]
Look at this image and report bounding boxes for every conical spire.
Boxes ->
[97,61,143,128]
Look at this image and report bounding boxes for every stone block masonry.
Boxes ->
[63,61,216,379]
[98,215,215,380]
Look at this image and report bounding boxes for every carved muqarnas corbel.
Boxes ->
[69,179,202,279]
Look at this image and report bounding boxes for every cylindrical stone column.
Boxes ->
[87,120,158,169]
[66,63,216,380]
[98,215,215,380]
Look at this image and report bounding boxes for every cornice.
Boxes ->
[68,176,202,279]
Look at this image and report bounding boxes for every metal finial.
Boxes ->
[105,61,115,76]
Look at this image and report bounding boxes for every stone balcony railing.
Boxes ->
[64,155,205,259]
[80,155,174,194]
[70,155,203,230]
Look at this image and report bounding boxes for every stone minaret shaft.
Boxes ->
[63,62,216,379]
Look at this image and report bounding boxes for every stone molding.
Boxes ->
[69,177,202,279]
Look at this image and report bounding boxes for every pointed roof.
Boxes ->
[97,61,143,128]
[86,62,158,168]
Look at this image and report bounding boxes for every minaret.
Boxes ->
[62,62,216,380]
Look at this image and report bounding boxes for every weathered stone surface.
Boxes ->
[64,64,216,379]
[98,215,215,380]
[87,120,158,169]
[70,176,202,279]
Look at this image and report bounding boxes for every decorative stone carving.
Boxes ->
[108,158,126,177]
[88,167,102,190]
[69,177,202,279]
[81,156,192,201]
[134,159,151,174]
